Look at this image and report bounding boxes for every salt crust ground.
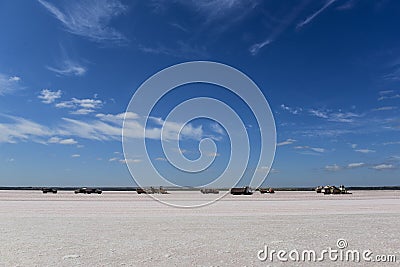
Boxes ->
[1,190,399,266]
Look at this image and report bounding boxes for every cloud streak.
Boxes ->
[38,0,127,43]
[297,0,337,29]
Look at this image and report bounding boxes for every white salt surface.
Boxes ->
[0,190,399,266]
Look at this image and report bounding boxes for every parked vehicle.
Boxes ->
[257,188,275,194]
[319,185,351,195]
[42,187,57,194]
[200,188,219,194]
[230,186,253,195]
[136,186,169,194]
[74,187,102,194]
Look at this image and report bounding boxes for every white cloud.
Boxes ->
[155,157,167,161]
[60,138,78,145]
[379,90,394,95]
[372,106,397,111]
[347,162,365,169]
[281,104,302,115]
[256,166,278,173]
[309,109,328,119]
[38,89,62,104]
[109,157,119,162]
[325,164,341,172]
[277,138,296,146]
[372,164,395,170]
[56,98,103,114]
[294,146,325,153]
[0,115,52,143]
[378,94,400,101]
[120,158,142,164]
[297,0,337,29]
[309,109,361,123]
[38,0,127,43]
[8,76,20,82]
[0,74,23,95]
[0,112,211,144]
[310,147,325,153]
[355,149,375,154]
[47,60,87,76]
[48,137,77,145]
[249,39,271,56]
[71,154,80,158]
[383,141,400,146]
[210,123,224,135]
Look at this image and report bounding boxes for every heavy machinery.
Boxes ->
[200,188,219,194]
[42,187,57,194]
[74,187,102,194]
[257,188,275,194]
[230,186,253,195]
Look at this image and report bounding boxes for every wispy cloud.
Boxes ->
[56,98,103,115]
[249,39,271,56]
[0,115,52,143]
[47,60,87,76]
[277,138,296,146]
[48,137,78,145]
[71,154,80,158]
[355,149,375,154]
[295,146,326,153]
[38,89,62,104]
[309,108,361,123]
[325,164,341,171]
[378,93,400,101]
[347,162,365,169]
[383,141,400,146]
[383,67,400,81]
[336,0,358,10]
[120,158,142,164]
[38,0,127,43]
[372,164,395,170]
[372,106,397,111]
[281,104,302,115]
[249,2,308,55]
[0,112,222,144]
[0,74,23,95]
[297,0,337,29]
[139,41,209,59]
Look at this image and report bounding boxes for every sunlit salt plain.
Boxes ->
[1,190,400,266]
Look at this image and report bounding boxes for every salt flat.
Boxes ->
[0,190,399,266]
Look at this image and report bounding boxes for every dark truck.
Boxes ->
[230,186,253,195]
[200,188,219,194]
[74,187,102,194]
[42,187,58,194]
[257,188,275,194]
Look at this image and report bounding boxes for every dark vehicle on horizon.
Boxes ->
[136,186,169,194]
[320,185,352,195]
[42,187,57,194]
[230,186,253,195]
[257,188,275,194]
[200,188,219,194]
[74,187,102,194]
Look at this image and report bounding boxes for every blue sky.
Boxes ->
[0,0,400,187]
